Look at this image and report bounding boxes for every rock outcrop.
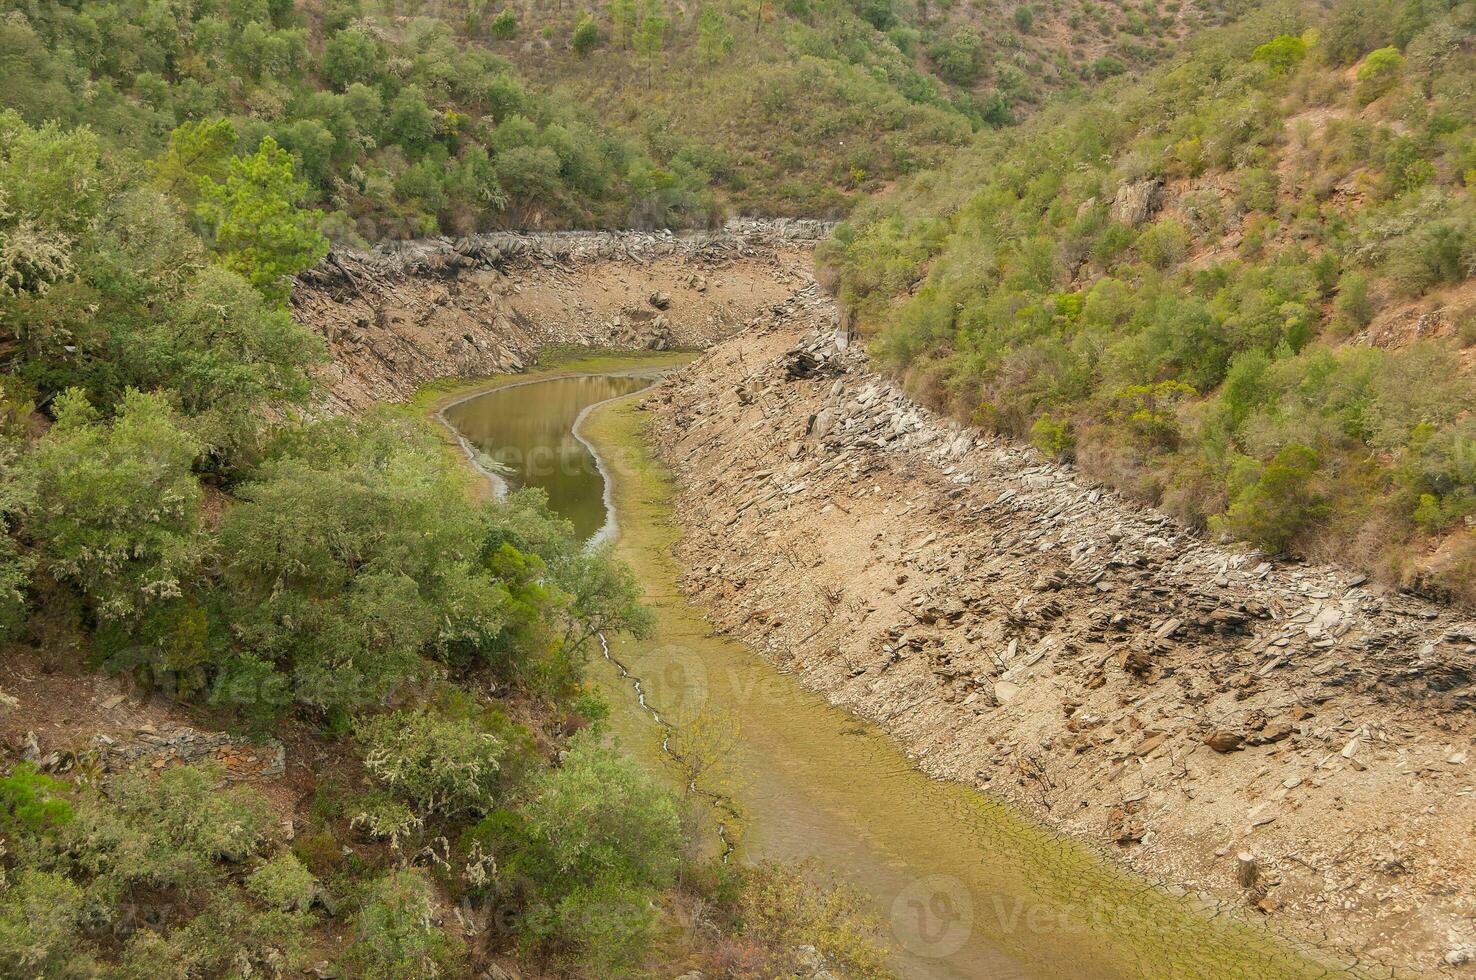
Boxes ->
[291,220,826,411]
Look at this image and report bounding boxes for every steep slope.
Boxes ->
[820,0,1476,599]
[646,301,1476,974]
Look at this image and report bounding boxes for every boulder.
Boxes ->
[1110,179,1164,227]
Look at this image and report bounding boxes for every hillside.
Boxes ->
[0,87,887,976]
[0,0,1245,241]
[821,0,1476,601]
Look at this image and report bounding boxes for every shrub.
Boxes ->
[358,708,511,819]
[1355,46,1404,103]
[347,870,465,980]
[1252,34,1308,74]
[1213,444,1329,554]
[525,881,658,975]
[0,870,88,975]
[23,389,203,626]
[1029,413,1076,460]
[247,852,319,911]
[0,763,73,833]
[111,763,273,866]
[571,13,599,55]
[518,734,681,897]
[489,8,518,39]
[1136,218,1190,269]
[1333,270,1375,330]
[737,862,893,980]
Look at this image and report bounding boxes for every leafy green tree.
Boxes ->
[215,418,514,719]
[697,7,733,63]
[195,138,327,303]
[571,12,600,55]
[519,734,681,896]
[130,266,324,467]
[490,7,518,38]
[1356,46,1405,103]
[322,25,382,89]
[632,1,667,88]
[384,86,438,157]
[24,389,203,625]
[1251,34,1308,74]
[1214,444,1329,554]
[153,119,239,205]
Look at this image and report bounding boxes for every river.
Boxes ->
[441,365,1350,980]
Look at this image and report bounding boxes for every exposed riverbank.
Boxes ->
[644,290,1476,975]
[571,391,1346,980]
[292,221,817,411]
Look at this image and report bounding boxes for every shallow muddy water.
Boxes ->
[444,370,1348,980]
[440,372,655,541]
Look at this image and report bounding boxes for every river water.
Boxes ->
[443,369,1348,980]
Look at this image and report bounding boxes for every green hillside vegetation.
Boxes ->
[0,112,891,975]
[821,0,1476,600]
[432,0,1252,215]
[0,0,1246,236]
[1,0,722,236]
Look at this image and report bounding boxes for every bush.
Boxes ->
[0,870,88,975]
[23,389,203,626]
[1252,34,1308,74]
[1136,218,1190,269]
[348,870,465,980]
[1333,270,1375,329]
[519,734,681,897]
[0,763,73,833]
[737,862,893,980]
[526,881,658,975]
[571,13,599,55]
[1213,444,1329,554]
[1029,413,1076,460]
[1355,46,1404,103]
[358,708,512,820]
[489,8,518,39]
[247,852,319,911]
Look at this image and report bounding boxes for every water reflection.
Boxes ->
[441,374,654,540]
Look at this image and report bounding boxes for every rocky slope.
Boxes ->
[291,220,827,410]
[643,286,1476,974]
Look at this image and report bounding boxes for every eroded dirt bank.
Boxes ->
[291,220,824,410]
[643,287,1476,975]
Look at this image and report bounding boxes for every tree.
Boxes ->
[489,7,518,38]
[23,389,204,624]
[347,871,465,979]
[1214,444,1329,554]
[571,12,599,55]
[195,138,327,303]
[384,86,438,156]
[609,0,637,48]
[131,266,324,466]
[153,119,238,205]
[696,7,732,62]
[520,733,681,895]
[1251,34,1308,74]
[1355,46,1404,103]
[322,25,381,89]
[632,1,667,89]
